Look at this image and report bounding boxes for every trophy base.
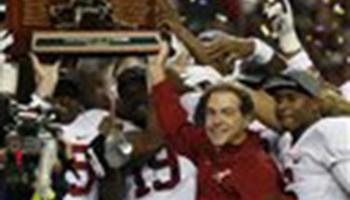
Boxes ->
[32,31,161,54]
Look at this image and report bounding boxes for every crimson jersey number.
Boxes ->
[67,145,95,196]
[132,147,181,198]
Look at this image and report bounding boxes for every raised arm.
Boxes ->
[147,41,190,136]
[263,0,318,74]
[156,0,232,74]
[264,0,350,116]
[29,53,61,99]
[202,30,289,75]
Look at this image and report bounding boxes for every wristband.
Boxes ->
[285,50,313,72]
[30,94,52,110]
[249,38,275,65]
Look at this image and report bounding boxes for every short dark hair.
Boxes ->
[53,75,81,100]
[194,83,254,125]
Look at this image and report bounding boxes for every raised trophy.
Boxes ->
[7,0,231,73]
[7,0,162,55]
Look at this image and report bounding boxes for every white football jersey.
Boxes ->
[61,109,108,200]
[124,147,197,200]
[278,117,350,200]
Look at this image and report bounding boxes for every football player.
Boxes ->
[264,70,350,200]
[101,56,198,200]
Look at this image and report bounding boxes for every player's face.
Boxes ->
[116,62,148,128]
[81,75,112,109]
[52,95,82,123]
[120,76,148,128]
[273,89,317,133]
[205,91,247,146]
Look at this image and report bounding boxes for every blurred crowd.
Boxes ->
[177,0,350,85]
[0,0,350,200]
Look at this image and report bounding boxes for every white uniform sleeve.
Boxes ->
[319,118,350,193]
[331,161,350,193]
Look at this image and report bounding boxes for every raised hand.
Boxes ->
[147,41,169,86]
[263,0,302,54]
[201,31,254,64]
[263,0,294,39]
[29,53,61,98]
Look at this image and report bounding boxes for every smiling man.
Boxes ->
[148,42,292,200]
[264,70,350,200]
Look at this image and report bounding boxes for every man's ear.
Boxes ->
[243,111,255,128]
